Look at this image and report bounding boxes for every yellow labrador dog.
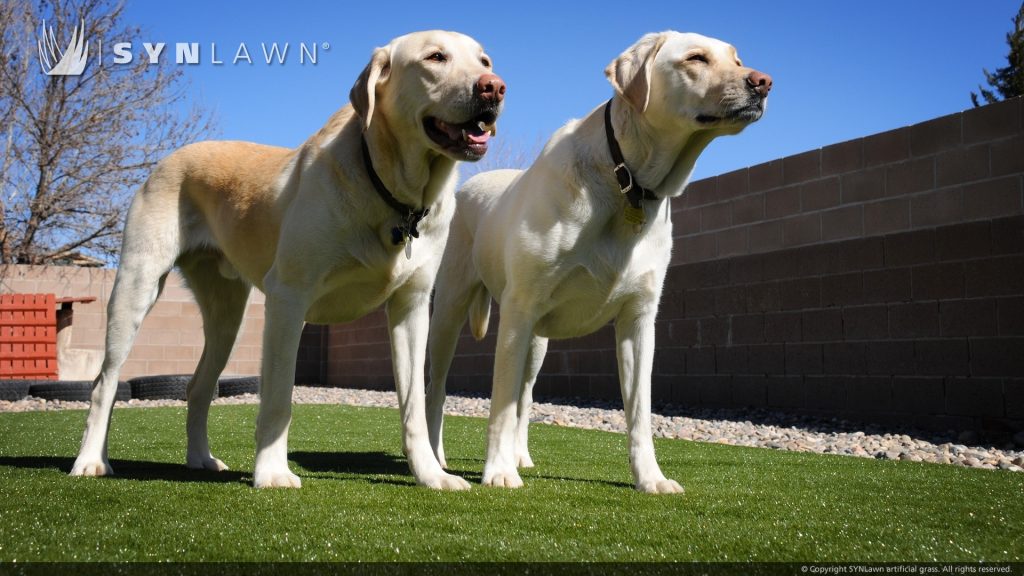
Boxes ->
[71,31,504,490]
[426,31,770,492]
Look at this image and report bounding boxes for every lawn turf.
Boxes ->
[0,404,1020,562]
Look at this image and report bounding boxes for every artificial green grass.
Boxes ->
[0,404,1020,562]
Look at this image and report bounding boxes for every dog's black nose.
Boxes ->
[747,70,773,97]
[476,73,506,103]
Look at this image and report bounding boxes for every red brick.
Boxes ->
[946,377,1004,417]
[991,215,1024,255]
[823,342,867,374]
[847,376,893,413]
[892,376,946,415]
[865,340,915,375]
[747,344,785,374]
[731,314,765,345]
[700,317,729,346]
[963,97,1021,144]
[911,262,965,300]
[821,272,864,307]
[694,375,734,407]
[685,348,716,375]
[804,376,848,410]
[884,229,935,266]
[841,167,886,204]
[716,346,748,373]
[785,343,822,374]
[668,319,700,346]
[748,221,784,254]
[718,168,749,201]
[732,193,765,225]
[713,286,747,315]
[997,297,1024,336]
[782,213,821,247]
[969,337,1024,376]
[700,202,733,231]
[964,255,1024,297]
[990,133,1024,177]
[910,188,965,229]
[885,157,935,196]
[783,150,821,185]
[915,339,970,376]
[765,311,802,342]
[676,233,717,264]
[822,138,864,176]
[685,177,718,207]
[935,221,992,261]
[864,198,910,236]
[766,375,805,408]
[864,127,910,167]
[801,309,843,342]
[746,282,782,313]
[844,305,889,340]
[676,208,701,236]
[963,177,1023,221]
[749,160,784,192]
[910,112,962,157]
[765,185,801,219]
[1007,378,1024,418]
[936,144,990,187]
[821,205,864,242]
[889,302,940,338]
[780,278,821,311]
[731,375,768,406]
[940,299,998,337]
[716,227,748,258]
[800,177,840,212]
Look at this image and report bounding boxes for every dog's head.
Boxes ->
[606,31,771,135]
[350,30,505,161]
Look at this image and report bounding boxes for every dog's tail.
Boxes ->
[468,285,491,341]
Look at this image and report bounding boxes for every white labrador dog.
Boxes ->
[71,31,505,490]
[426,31,770,492]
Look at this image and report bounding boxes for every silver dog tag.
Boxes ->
[405,239,413,259]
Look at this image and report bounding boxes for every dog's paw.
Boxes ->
[516,451,535,469]
[482,467,524,488]
[253,468,302,489]
[70,458,113,477]
[420,471,471,491]
[186,453,229,472]
[637,478,684,494]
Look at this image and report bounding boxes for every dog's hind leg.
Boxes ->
[178,252,251,472]
[426,222,486,469]
[71,192,181,477]
[514,335,548,469]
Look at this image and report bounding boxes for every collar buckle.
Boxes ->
[613,163,634,195]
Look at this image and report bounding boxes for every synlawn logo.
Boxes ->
[36,18,326,76]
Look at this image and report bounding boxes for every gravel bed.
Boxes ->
[2,385,1021,472]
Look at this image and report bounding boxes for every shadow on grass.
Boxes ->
[0,455,248,484]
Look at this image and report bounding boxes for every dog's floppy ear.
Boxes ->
[350,46,392,131]
[605,32,668,113]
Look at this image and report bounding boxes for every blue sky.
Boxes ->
[123,0,1022,181]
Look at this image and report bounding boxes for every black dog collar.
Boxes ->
[361,136,429,255]
[603,99,659,227]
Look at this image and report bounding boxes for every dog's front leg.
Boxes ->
[253,281,307,489]
[482,305,535,488]
[387,287,471,490]
[615,307,684,494]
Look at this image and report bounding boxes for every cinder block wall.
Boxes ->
[0,265,265,379]
[328,97,1023,431]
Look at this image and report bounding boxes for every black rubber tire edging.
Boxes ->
[28,380,130,402]
[128,374,194,401]
[218,376,259,397]
[0,379,33,401]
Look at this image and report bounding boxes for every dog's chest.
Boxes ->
[533,247,663,339]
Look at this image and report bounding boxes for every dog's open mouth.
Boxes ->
[423,111,498,160]
[696,102,764,126]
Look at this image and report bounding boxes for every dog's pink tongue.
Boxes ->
[466,131,491,144]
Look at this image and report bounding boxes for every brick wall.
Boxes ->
[0,264,265,380]
[329,97,1024,431]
